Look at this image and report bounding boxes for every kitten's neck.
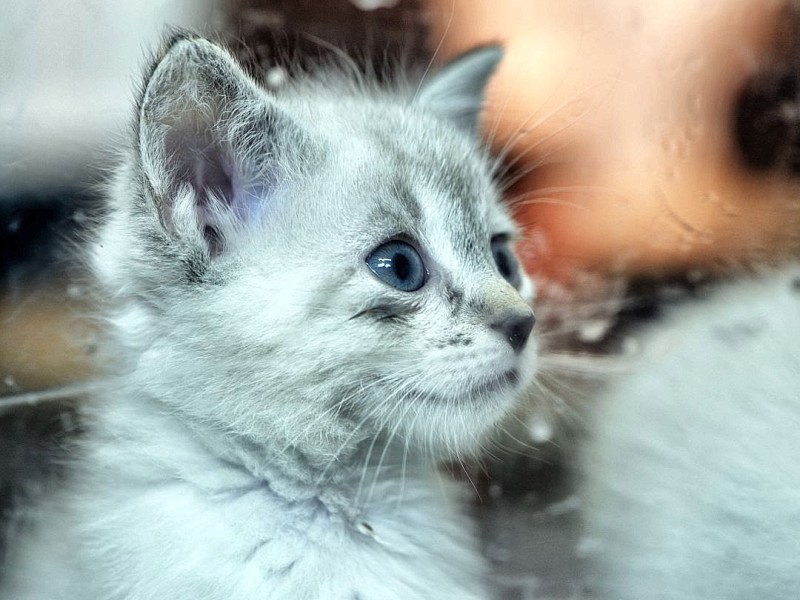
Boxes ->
[206,428,420,510]
[96,384,406,503]
[204,425,365,491]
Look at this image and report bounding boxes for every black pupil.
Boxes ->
[495,248,511,278]
[393,252,410,281]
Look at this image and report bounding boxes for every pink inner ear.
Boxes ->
[230,171,272,225]
[190,146,234,209]
[161,124,272,254]
[165,126,235,210]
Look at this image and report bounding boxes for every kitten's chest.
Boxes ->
[80,449,486,600]
[227,478,486,600]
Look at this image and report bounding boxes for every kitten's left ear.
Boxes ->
[417,45,503,134]
[136,35,307,255]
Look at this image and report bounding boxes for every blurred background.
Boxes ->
[2,1,800,598]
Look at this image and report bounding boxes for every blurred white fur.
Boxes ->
[582,267,800,599]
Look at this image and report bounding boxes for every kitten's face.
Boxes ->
[102,37,535,459]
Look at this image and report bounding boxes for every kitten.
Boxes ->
[581,267,800,599]
[2,35,537,599]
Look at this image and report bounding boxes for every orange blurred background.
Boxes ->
[425,0,800,283]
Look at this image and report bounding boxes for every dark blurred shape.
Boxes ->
[0,400,79,580]
[227,0,430,81]
[0,191,99,285]
[734,5,800,175]
[735,66,800,173]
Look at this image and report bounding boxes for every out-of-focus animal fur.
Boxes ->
[582,267,800,599]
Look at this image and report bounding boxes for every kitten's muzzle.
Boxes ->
[491,309,535,354]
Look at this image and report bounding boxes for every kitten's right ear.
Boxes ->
[137,35,302,254]
[417,45,503,135]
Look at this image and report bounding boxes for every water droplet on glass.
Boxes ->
[577,318,611,343]
[527,415,553,444]
[658,284,688,302]
[721,203,740,217]
[60,411,76,433]
[699,191,719,204]
[545,495,581,517]
[575,536,602,557]
[488,482,503,500]
[66,284,83,299]
[686,269,706,284]
[486,542,511,564]
[72,209,88,225]
[522,491,540,506]
[348,0,399,9]
[683,55,704,75]
[622,336,639,356]
[265,66,287,89]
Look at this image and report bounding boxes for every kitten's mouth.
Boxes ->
[469,369,520,396]
[411,369,521,405]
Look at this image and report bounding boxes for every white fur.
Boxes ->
[6,393,489,599]
[581,267,800,599]
[3,37,536,599]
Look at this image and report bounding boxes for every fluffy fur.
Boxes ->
[2,35,537,599]
[581,267,800,599]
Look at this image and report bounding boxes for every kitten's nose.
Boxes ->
[491,309,535,353]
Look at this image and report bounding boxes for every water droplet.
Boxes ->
[527,415,553,444]
[688,91,704,116]
[699,191,719,204]
[66,284,83,299]
[348,0,399,9]
[658,285,688,302]
[486,542,511,564]
[575,536,602,557]
[622,336,640,355]
[721,203,740,217]
[522,491,540,506]
[265,66,287,89]
[545,494,581,516]
[683,55,704,75]
[488,482,503,500]
[3,375,17,389]
[577,318,611,343]
[660,135,678,154]
[60,411,76,433]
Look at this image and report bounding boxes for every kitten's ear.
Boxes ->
[137,35,300,254]
[417,45,503,134]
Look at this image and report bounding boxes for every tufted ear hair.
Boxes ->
[416,45,503,135]
[137,34,305,255]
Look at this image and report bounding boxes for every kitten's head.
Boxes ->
[97,35,536,461]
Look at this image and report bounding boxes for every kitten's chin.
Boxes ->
[403,366,534,458]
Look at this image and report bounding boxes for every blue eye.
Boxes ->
[366,240,427,292]
[491,236,522,288]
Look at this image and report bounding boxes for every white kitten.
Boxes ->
[2,35,537,599]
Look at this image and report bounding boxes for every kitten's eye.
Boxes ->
[366,240,427,292]
[491,236,522,288]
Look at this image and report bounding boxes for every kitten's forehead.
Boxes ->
[334,107,511,254]
[384,120,511,262]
